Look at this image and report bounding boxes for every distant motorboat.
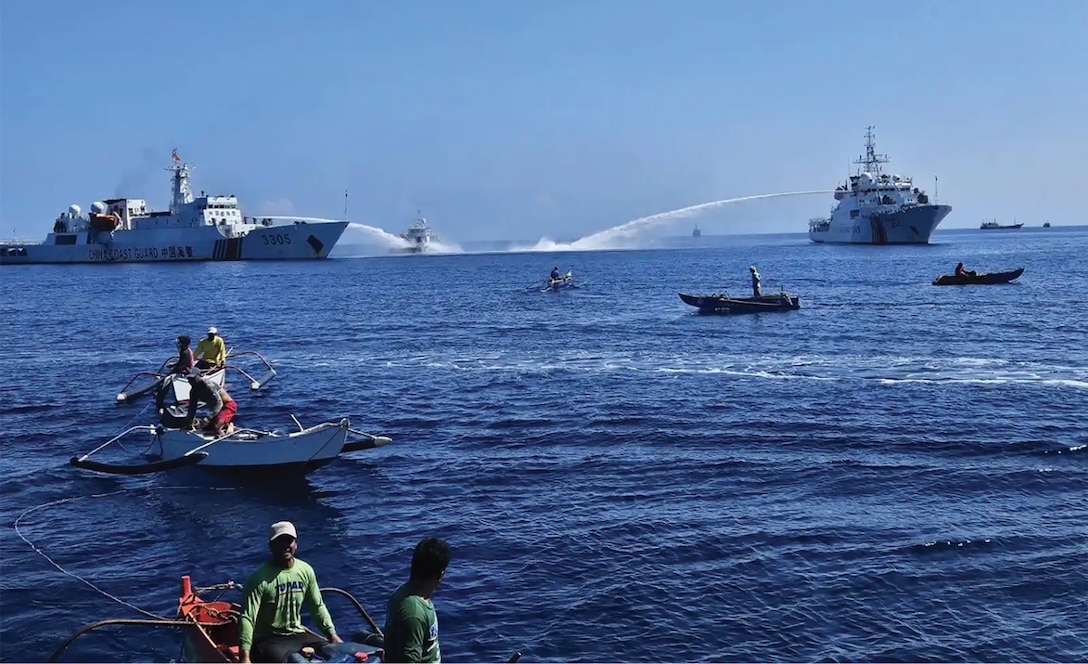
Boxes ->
[398,213,439,253]
[1043,222,1051,228]
[932,267,1024,285]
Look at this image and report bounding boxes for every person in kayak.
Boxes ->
[955,262,978,277]
[550,266,560,282]
[749,265,762,297]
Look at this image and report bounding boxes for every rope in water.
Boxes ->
[14,486,242,621]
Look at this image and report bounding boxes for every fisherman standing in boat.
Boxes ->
[383,537,449,663]
[550,266,560,282]
[238,521,343,663]
[194,326,226,369]
[750,265,762,297]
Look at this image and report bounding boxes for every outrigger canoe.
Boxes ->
[932,267,1024,285]
[116,350,277,404]
[542,271,580,292]
[49,575,385,663]
[679,292,801,314]
[70,418,392,476]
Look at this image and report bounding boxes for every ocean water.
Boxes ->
[1,227,1085,663]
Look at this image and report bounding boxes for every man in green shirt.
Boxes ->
[383,537,450,663]
[238,521,343,663]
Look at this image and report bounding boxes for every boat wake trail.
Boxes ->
[510,190,831,253]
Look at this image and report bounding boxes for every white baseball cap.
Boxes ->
[269,521,297,542]
[208,327,218,334]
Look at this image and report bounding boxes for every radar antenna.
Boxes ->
[853,125,890,175]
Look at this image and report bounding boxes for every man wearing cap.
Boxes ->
[238,521,342,663]
[194,327,226,369]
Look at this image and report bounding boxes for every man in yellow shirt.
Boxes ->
[194,327,226,369]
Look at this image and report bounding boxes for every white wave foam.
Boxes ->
[290,351,1088,388]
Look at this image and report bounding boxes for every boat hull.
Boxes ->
[679,292,801,314]
[932,267,1024,285]
[151,420,351,472]
[809,204,952,244]
[0,222,348,265]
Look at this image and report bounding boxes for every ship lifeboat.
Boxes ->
[89,212,121,232]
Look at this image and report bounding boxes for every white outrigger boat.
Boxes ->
[70,417,393,475]
[115,350,277,404]
[83,350,392,475]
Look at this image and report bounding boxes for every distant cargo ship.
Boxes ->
[980,220,1024,230]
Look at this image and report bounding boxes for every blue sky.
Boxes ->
[2,0,1085,242]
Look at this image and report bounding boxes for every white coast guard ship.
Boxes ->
[0,151,347,265]
[808,127,951,244]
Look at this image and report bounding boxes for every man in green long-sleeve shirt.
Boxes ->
[383,537,450,663]
[238,521,342,663]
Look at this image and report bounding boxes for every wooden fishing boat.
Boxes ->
[678,292,801,314]
[932,267,1024,285]
[116,350,277,403]
[70,417,392,476]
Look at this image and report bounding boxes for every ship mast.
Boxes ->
[853,125,889,176]
[167,148,193,215]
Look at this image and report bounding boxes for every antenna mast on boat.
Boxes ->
[344,189,348,221]
[934,175,939,203]
[854,125,889,175]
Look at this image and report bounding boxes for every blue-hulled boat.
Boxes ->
[678,292,801,314]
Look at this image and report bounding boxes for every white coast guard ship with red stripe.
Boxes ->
[0,151,347,265]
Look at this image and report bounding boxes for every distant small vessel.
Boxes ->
[399,212,439,253]
[932,267,1024,285]
[1043,222,1051,228]
[692,225,702,238]
[980,219,1023,230]
[808,126,950,244]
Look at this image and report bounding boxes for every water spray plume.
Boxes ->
[568,190,832,251]
[256,215,410,249]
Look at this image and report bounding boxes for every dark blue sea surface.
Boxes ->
[2,227,1086,662]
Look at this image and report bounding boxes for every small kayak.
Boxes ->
[932,267,1024,285]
